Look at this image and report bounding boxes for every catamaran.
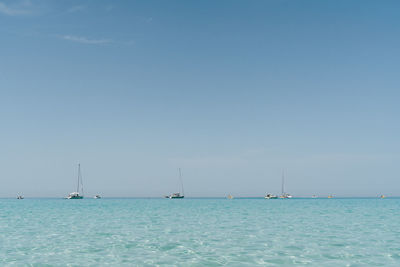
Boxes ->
[66,164,84,199]
[167,168,185,199]
[279,170,292,199]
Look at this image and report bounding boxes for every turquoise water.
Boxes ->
[1,198,400,266]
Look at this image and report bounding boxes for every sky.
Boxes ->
[0,0,399,197]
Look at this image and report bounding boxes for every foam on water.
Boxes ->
[1,198,399,266]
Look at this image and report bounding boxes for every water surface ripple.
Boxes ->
[1,198,399,266]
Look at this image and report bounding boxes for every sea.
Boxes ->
[1,197,399,266]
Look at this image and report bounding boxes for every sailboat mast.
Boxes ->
[179,168,184,196]
[80,164,84,196]
[77,163,80,193]
[281,170,285,195]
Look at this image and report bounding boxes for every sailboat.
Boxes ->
[168,168,185,199]
[279,170,292,199]
[66,164,84,199]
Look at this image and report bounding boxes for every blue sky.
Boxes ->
[0,0,399,197]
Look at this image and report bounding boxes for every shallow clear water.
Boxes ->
[1,198,400,266]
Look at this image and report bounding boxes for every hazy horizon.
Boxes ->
[1,0,399,198]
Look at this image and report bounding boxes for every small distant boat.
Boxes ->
[66,164,84,199]
[167,168,185,199]
[380,195,386,199]
[17,195,24,199]
[264,194,278,199]
[94,195,101,199]
[227,194,234,199]
[279,171,292,199]
[169,192,184,199]
[312,195,318,198]
[328,195,333,199]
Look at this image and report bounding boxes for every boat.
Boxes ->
[312,195,318,198]
[264,194,278,199]
[94,195,101,199]
[167,168,185,199]
[66,164,84,199]
[169,192,184,199]
[328,195,333,199]
[227,194,234,199]
[17,195,24,199]
[279,171,292,199]
[380,195,386,199]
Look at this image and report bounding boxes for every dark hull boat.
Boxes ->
[166,168,185,199]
